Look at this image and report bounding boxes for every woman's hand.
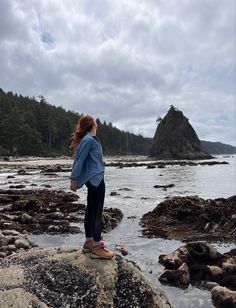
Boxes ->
[70,180,78,192]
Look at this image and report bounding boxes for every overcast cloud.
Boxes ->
[0,0,235,145]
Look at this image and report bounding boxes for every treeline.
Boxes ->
[201,140,236,155]
[0,89,151,156]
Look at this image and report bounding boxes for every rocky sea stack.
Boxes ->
[150,106,213,160]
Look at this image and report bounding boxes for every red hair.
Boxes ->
[70,115,95,151]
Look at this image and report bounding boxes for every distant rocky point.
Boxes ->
[150,106,213,160]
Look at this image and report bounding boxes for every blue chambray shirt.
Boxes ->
[69,133,105,188]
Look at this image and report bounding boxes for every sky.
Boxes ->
[0,0,235,145]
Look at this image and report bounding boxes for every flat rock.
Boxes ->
[0,246,171,308]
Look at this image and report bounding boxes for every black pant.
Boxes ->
[84,179,105,242]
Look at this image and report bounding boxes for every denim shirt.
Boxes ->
[69,133,105,188]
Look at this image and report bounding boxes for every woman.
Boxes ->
[70,115,114,259]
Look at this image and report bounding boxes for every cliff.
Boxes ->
[150,107,213,160]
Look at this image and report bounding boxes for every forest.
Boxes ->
[0,89,235,157]
[0,89,151,156]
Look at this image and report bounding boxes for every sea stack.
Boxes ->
[150,106,213,160]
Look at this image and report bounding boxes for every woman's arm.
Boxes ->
[69,138,93,182]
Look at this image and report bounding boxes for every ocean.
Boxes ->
[0,154,235,307]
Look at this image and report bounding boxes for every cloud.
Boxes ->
[0,0,235,145]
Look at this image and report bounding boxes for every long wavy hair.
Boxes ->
[70,115,95,151]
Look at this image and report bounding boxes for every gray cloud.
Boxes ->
[0,0,235,145]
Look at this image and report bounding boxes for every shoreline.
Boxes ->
[0,154,232,168]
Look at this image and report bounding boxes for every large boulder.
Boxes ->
[0,246,171,308]
[150,106,212,160]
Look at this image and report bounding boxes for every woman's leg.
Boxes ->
[92,179,105,242]
[84,179,105,240]
[85,179,114,259]
[84,183,96,239]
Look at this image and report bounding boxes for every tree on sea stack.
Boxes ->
[150,106,213,160]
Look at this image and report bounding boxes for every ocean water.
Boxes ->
[0,155,236,307]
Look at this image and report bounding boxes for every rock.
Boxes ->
[44,212,64,220]
[115,245,129,256]
[102,208,123,232]
[14,239,30,250]
[9,185,26,189]
[0,237,8,247]
[154,184,175,189]
[105,160,228,168]
[40,166,62,173]
[208,266,223,280]
[158,263,190,288]
[110,191,120,196]
[18,213,33,224]
[7,245,17,252]
[141,195,236,240]
[147,165,156,169]
[185,241,222,260]
[63,192,79,202]
[0,288,48,308]
[158,241,236,306]
[47,225,61,232]
[0,252,7,258]
[159,246,190,269]
[1,246,8,253]
[190,264,214,281]
[211,286,236,308]
[222,258,236,274]
[0,189,123,236]
[2,230,21,236]
[0,246,171,308]
[150,106,213,160]
[205,281,220,290]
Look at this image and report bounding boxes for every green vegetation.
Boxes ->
[0,89,235,157]
[0,89,151,156]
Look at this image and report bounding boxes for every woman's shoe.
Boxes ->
[82,239,94,253]
[90,241,114,259]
